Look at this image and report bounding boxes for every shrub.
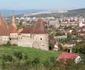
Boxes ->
[2,54,13,62]
[32,57,40,66]
[13,51,23,60]
[3,41,11,47]
[49,43,54,50]
[50,56,56,64]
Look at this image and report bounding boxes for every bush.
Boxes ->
[2,54,13,62]
[59,44,63,51]
[43,59,51,69]
[12,44,17,46]
[2,41,11,47]
[13,51,23,60]
[49,43,54,50]
[32,57,40,66]
[50,56,56,64]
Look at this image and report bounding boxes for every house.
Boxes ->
[76,26,85,36]
[73,37,82,42]
[56,52,81,64]
[79,31,85,36]
[50,39,59,51]
[64,41,75,48]
[49,20,60,28]
[55,35,67,39]
[54,44,59,51]
[79,22,85,27]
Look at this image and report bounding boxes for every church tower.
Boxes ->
[0,14,4,26]
[0,14,9,45]
[33,18,49,50]
[9,12,18,45]
[11,12,17,29]
[17,18,49,50]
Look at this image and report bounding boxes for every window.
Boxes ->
[10,38,11,40]
[40,38,42,40]
[42,45,44,46]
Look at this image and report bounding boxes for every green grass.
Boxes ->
[0,46,60,62]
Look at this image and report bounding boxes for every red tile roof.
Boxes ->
[83,22,85,24]
[21,18,48,34]
[0,14,17,36]
[0,14,10,36]
[0,14,4,26]
[8,24,17,33]
[57,52,79,61]
[11,13,17,29]
[50,39,58,44]
[18,28,23,33]
[66,41,75,44]
[21,26,34,33]
[0,24,10,36]
[33,18,47,34]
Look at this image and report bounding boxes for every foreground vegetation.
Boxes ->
[0,46,85,70]
[0,46,60,62]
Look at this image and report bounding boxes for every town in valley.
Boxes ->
[0,0,85,70]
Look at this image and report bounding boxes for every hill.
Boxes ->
[27,8,85,18]
[1,8,85,17]
[64,8,85,17]
[0,9,45,17]
[0,46,60,63]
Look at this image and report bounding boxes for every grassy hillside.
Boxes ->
[0,46,60,62]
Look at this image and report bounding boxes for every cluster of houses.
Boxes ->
[59,16,85,26]
[1,13,83,64]
[15,16,57,27]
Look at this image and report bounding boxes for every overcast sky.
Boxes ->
[0,0,85,10]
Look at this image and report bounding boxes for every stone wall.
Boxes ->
[18,33,34,47]
[17,33,49,50]
[0,36,9,45]
[33,34,49,50]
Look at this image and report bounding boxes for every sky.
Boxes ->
[0,0,85,10]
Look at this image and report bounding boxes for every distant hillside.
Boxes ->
[69,8,85,13]
[64,8,85,17]
[0,9,45,17]
[27,8,85,18]
[24,9,68,16]
[1,8,85,17]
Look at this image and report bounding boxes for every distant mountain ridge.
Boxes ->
[24,8,85,17]
[0,9,45,17]
[0,8,85,17]
[69,8,85,12]
[64,8,85,17]
[24,9,68,16]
